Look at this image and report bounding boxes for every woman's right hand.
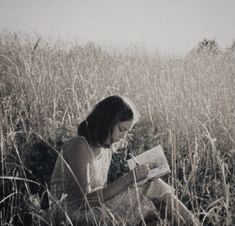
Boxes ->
[133,164,149,182]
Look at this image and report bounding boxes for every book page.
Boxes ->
[127,145,170,185]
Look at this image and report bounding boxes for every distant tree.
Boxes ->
[186,39,221,60]
[197,39,220,54]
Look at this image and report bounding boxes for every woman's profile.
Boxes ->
[49,95,199,226]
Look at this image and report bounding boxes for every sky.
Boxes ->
[0,0,235,55]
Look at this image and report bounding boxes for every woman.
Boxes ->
[50,95,199,226]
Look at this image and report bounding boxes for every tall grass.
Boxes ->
[0,32,234,225]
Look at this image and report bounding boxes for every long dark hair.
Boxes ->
[77,95,139,147]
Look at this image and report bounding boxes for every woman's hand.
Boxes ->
[133,164,149,182]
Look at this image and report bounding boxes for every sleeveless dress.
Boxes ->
[50,137,172,225]
[87,148,112,193]
[86,148,157,225]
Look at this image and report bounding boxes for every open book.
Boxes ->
[127,145,171,185]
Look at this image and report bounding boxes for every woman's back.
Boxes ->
[50,136,111,214]
[50,136,89,212]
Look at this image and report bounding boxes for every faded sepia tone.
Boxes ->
[0,1,234,225]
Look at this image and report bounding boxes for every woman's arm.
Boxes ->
[66,137,148,208]
[65,137,94,199]
[85,164,148,207]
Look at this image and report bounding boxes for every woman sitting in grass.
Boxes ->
[50,95,199,226]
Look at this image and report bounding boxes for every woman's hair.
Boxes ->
[77,95,139,147]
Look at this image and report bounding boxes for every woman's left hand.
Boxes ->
[134,164,149,182]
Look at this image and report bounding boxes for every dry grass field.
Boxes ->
[0,33,234,225]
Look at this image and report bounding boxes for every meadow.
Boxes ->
[0,33,234,225]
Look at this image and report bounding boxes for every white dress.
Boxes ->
[87,148,112,193]
[51,139,174,225]
[85,148,163,225]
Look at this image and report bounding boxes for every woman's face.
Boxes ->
[111,120,133,143]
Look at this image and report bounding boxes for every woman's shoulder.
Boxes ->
[65,136,88,146]
[63,136,92,159]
